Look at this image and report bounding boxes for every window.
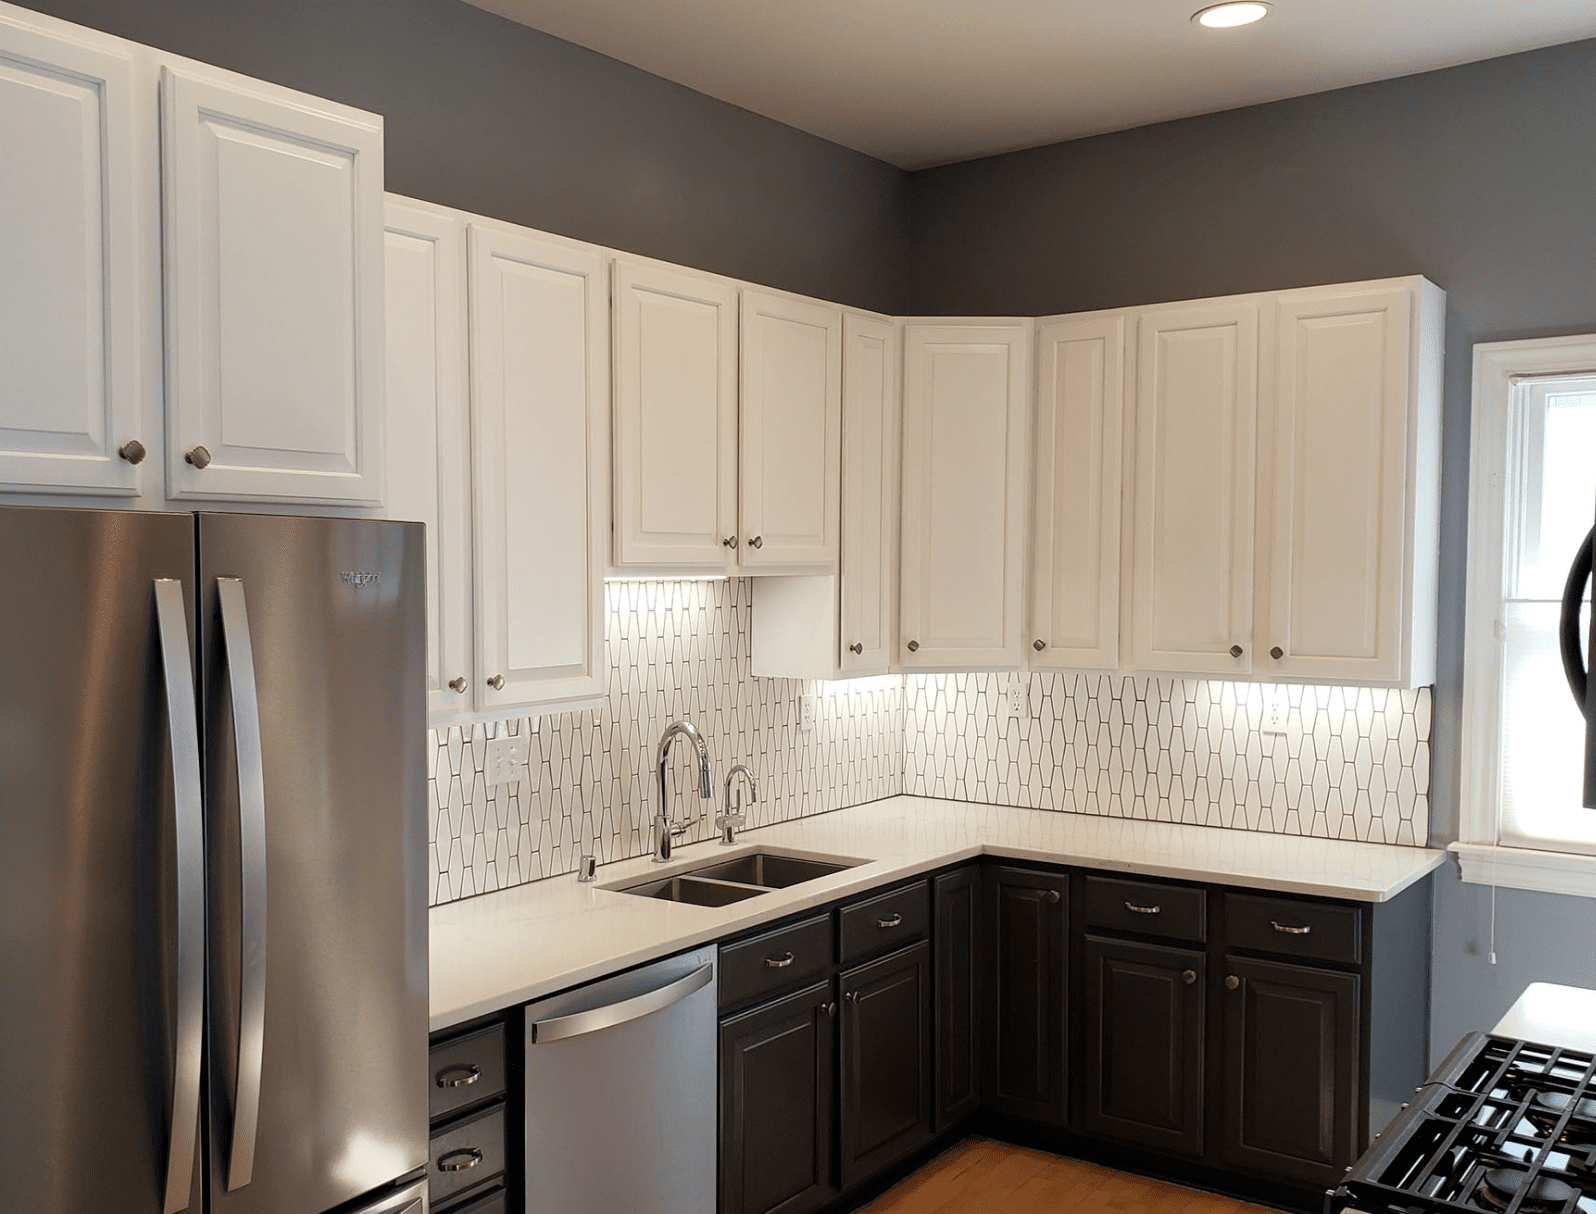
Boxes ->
[1458,335,1596,896]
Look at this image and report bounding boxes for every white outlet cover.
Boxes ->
[486,735,529,787]
[1005,678,1025,718]
[800,692,817,733]
[1263,687,1288,736]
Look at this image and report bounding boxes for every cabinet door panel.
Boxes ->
[983,865,1068,1124]
[1082,936,1204,1156]
[1261,285,1414,683]
[383,199,471,723]
[162,65,385,504]
[1221,955,1360,1186]
[612,259,737,569]
[740,291,841,568]
[1129,301,1257,675]
[934,866,980,1129]
[840,314,899,675]
[900,322,1030,669]
[720,980,837,1214]
[469,224,608,713]
[1031,312,1125,669]
[0,12,142,494]
[840,942,933,1189]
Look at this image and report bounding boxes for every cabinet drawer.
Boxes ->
[840,880,930,966]
[429,1105,506,1207]
[439,1186,506,1214]
[720,914,833,1009]
[1083,876,1205,942]
[429,1023,506,1122]
[1223,892,1362,964]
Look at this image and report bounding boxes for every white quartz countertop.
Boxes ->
[428,795,1446,1031]
[1494,983,1596,1053]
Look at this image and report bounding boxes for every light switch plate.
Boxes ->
[486,734,529,786]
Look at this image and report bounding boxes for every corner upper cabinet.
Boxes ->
[161,62,386,505]
[0,9,145,496]
[899,320,1031,670]
[1255,277,1443,687]
[1029,311,1126,671]
[468,222,609,714]
[611,257,738,570]
[382,197,473,723]
[1126,298,1259,676]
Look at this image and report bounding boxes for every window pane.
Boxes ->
[1509,384,1596,602]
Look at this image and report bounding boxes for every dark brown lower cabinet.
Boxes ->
[839,942,934,1189]
[933,865,981,1130]
[1220,955,1361,1187]
[719,979,839,1214]
[984,865,1068,1125]
[1080,935,1205,1156]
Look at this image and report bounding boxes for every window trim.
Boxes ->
[1457,333,1596,897]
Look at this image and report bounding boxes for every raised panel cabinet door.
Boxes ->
[382,198,472,723]
[1128,300,1258,675]
[1030,311,1126,670]
[612,257,738,569]
[740,290,842,569]
[983,865,1068,1125]
[1220,955,1361,1187]
[0,9,143,495]
[900,322,1031,669]
[161,64,386,504]
[468,223,609,713]
[840,313,899,675]
[1258,282,1424,685]
[719,980,838,1214]
[839,942,934,1189]
[934,865,981,1129]
[1081,935,1205,1156]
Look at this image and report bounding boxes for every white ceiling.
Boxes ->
[463,0,1596,169]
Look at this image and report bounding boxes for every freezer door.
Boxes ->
[197,513,428,1214]
[0,506,201,1214]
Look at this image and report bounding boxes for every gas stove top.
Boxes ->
[1334,1034,1596,1214]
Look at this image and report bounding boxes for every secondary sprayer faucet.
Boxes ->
[654,720,713,862]
[718,765,759,845]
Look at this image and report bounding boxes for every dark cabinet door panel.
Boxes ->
[1221,955,1361,1186]
[1081,936,1204,1156]
[719,979,838,1214]
[839,942,934,1188]
[984,865,1068,1124]
[934,865,981,1129]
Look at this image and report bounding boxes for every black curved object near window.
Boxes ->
[1557,525,1596,807]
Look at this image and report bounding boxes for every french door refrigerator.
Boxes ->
[0,506,429,1214]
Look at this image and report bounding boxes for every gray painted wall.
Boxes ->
[14,0,911,314]
[910,38,1596,1061]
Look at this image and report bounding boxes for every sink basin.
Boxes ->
[625,875,766,906]
[689,852,855,889]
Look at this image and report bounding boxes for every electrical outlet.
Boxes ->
[800,692,817,733]
[486,734,529,786]
[1005,678,1026,718]
[1263,687,1288,736]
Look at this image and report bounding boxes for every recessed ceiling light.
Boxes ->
[1192,2,1271,28]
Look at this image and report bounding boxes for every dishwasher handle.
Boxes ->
[529,962,714,1044]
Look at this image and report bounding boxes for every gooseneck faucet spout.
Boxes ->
[655,720,713,862]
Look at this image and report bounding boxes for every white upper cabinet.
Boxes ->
[738,289,841,569]
[1029,311,1126,671]
[0,10,145,494]
[1126,298,1259,677]
[469,222,609,714]
[161,62,386,505]
[839,313,899,675]
[1255,277,1442,687]
[382,197,472,723]
[899,321,1031,670]
[612,257,738,570]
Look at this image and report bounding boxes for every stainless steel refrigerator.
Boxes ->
[0,506,429,1214]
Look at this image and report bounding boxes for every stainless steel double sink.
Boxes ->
[613,850,865,906]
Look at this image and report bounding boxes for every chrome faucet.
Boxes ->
[718,765,758,845]
[654,720,713,862]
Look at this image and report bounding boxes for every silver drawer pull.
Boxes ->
[435,1064,480,1089]
[765,952,794,969]
[438,1147,483,1173]
[877,913,903,929]
[1271,920,1311,935]
[1125,902,1161,915]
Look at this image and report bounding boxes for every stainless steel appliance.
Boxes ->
[522,946,718,1214]
[0,506,429,1214]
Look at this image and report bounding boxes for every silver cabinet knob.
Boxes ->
[1033,639,1046,652]
[1045,889,1061,904]
[185,445,211,469]
[748,535,763,549]
[448,677,467,694]
[1182,970,1197,985]
[1270,646,1284,660]
[118,439,147,465]
[849,643,863,655]
[723,535,738,549]
[821,1001,836,1018]
[486,674,505,690]
[906,640,919,653]
[1225,975,1239,990]
[1229,644,1244,658]
[844,990,860,1004]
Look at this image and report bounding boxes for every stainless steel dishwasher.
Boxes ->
[523,945,717,1213]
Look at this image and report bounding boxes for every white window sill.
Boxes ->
[1451,842,1596,898]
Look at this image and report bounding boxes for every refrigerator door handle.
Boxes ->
[217,577,269,1191]
[155,579,204,1214]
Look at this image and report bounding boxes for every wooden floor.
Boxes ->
[860,1138,1276,1214]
